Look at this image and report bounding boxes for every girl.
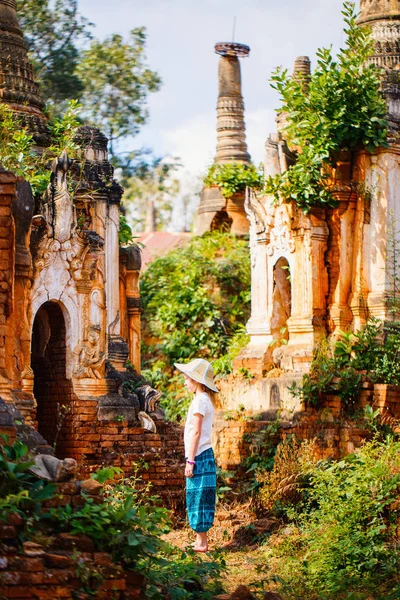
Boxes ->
[175,358,218,553]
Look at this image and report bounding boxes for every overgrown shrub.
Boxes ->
[258,438,319,515]
[267,438,400,599]
[0,438,225,599]
[289,319,400,410]
[140,232,251,420]
[203,162,263,199]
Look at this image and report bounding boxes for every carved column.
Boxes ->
[10,181,36,421]
[120,245,142,372]
[0,167,15,402]
[287,210,329,350]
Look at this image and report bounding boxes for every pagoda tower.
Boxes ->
[194,42,251,235]
[0,0,49,146]
[358,0,400,135]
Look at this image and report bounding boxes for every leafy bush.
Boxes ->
[288,319,400,410]
[0,436,56,520]
[203,162,263,199]
[267,438,400,599]
[264,2,388,213]
[0,100,81,195]
[140,232,251,420]
[47,470,225,599]
[288,337,362,410]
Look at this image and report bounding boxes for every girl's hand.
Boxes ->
[185,463,194,478]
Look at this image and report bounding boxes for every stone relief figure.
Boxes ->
[48,150,75,244]
[73,325,105,379]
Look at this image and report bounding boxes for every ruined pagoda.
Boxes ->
[0,0,50,146]
[227,0,400,414]
[194,42,252,235]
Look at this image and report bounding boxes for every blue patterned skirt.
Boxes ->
[186,448,217,533]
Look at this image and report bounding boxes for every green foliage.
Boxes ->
[213,329,250,377]
[0,436,56,520]
[90,466,123,484]
[119,215,135,245]
[145,547,226,599]
[121,156,180,232]
[18,0,91,106]
[241,420,281,495]
[76,28,161,151]
[48,493,170,568]
[0,101,81,195]
[288,318,400,410]
[288,337,362,410]
[140,232,251,420]
[141,232,250,363]
[264,1,388,212]
[268,438,400,599]
[204,163,263,199]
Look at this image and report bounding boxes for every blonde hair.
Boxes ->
[197,383,220,408]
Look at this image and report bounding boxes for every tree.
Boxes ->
[76,29,161,154]
[122,156,180,232]
[18,1,161,154]
[18,0,91,105]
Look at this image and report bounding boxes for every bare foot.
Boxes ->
[193,545,208,553]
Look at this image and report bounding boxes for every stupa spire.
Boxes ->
[0,0,49,146]
[357,0,400,136]
[214,42,251,164]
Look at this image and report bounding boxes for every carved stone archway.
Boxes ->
[31,301,75,458]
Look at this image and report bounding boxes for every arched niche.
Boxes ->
[270,256,292,343]
[31,301,75,458]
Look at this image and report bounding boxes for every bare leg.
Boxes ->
[194,531,208,552]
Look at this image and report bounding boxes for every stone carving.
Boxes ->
[105,362,163,419]
[267,207,295,256]
[73,326,105,379]
[28,455,77,481]
[135,385,163,415]
[138,411,157,433]
[245,188,268,237]
[48,151,75,243]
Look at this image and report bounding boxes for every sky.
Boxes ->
[79,0,359,229]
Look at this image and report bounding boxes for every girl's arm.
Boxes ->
[185,413,203,478]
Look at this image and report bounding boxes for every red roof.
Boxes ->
[137,231,192,270]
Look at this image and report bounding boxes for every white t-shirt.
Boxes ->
[184,392,214,458]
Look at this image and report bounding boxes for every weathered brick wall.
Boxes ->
[214,381,400,472]
[63,405,185,510]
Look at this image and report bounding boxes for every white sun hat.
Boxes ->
[174,358,219,393]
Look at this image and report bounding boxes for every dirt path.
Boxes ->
[164,501,277,594]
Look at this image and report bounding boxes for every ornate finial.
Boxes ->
[214,42,250,57]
